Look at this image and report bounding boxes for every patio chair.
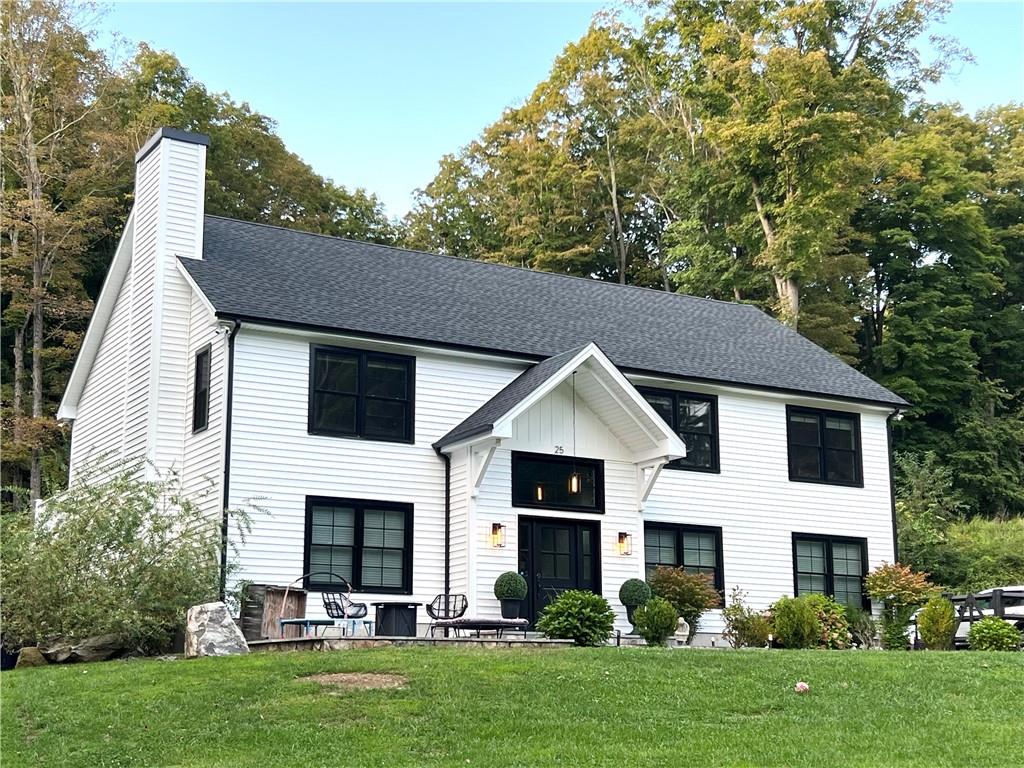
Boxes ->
[279,571,371,638]
[426,593,468,637]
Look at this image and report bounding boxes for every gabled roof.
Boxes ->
[434,343,688,460]
[183,215,908,408]
[434,345,589,449]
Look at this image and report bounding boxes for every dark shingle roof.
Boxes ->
[434,345,589,448]
[184,216,907,407]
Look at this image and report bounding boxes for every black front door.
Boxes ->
[518,517,600,626]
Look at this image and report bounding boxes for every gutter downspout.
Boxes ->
[886,408,902,563]
[219,319,242,601]
[435,447,451,597]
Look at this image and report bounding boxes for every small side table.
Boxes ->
[371,602,422,637]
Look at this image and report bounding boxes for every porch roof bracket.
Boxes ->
[470,439,500,498]
[637,459,668,512]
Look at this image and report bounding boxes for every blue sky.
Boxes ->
[97,2,1024,218]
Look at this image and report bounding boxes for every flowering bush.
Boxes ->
[648,567,720,644]
[804,594,851,649]
[865,563,934,651]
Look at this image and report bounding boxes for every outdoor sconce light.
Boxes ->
[617,531,632,556]
[491,522,507,548]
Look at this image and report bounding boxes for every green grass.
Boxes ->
[2,647,1022,767]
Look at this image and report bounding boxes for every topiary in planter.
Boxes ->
[536,590,615,646]
[494,571,527,600]
[633,596,678,647]
[618,578,652,607]
[967,616,1022,651]
[494,571,528,619]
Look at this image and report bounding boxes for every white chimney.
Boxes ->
[132,128,211,475]
[133,127,209,262]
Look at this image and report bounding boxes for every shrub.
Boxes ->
[618,578,652,607]
[804,594,851,649]
[866,563,934,651]
[0,461,252,654]
[536,590,615,647]
[493,571,528,601]
[770,596,821,649]
[648,567,721,643]
[722,588,771,648]
[844,606,878,648]
[967,617,1022,652]
[633,597,678,646]
[917,597,958,650]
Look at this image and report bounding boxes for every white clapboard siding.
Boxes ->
[180,292,227,519]
[225,326,525,623]
[641,384,895,636]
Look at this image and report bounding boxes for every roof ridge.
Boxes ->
[203,214,759,312]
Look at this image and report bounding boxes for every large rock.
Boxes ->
[42,634,125,664]
[185,602,249,658]
[14,647,47,669]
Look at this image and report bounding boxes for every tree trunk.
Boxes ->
[605,135,629,285]
[752,179,800,328]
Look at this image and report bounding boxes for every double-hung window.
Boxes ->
[786,406,862,486]
[638,388,719,472]
[304,497,413,593]
[792,534,868,609]
[309,345,414,442]
[643,523,724,593]
[192,346,211,433]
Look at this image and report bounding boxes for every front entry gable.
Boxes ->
[435,343,687,507]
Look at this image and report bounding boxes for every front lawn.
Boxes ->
[2,647,1021,767]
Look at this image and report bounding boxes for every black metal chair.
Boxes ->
[280,571,370,637]
[426,593,468,637]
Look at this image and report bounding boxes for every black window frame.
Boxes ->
[785,405,863,487]
[643,522,725,594]
[511,451,605,514]
[303,496,414,594]
[637,387,720,473]
[308,344,415,443]
[192,345,212,433]
[791,532,869,610]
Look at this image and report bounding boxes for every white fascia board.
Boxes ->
[57,209,136,422]
[491,342,688,458]
[175,259,217,317]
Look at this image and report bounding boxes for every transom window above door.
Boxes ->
[786,406,862,486]
[511,452,604,513]
[638,388,719,472]
[308,345,414,442]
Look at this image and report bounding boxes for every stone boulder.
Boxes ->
[14,647,47,669]
[185,602,249,658]
[42,634,125,664]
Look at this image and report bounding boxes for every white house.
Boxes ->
[59,128,908,641]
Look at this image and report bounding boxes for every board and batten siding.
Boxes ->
[225,326,525,623]
[639,381,895,636]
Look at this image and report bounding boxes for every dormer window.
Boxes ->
[308,345,414,443]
